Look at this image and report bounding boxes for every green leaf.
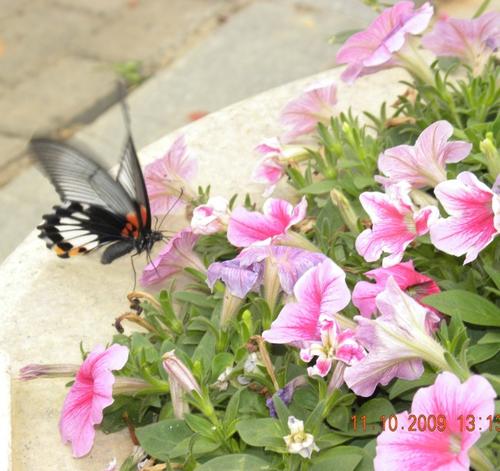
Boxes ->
[305,400,327,434]
[389,372,436,399]
[478,331,500,344]
[174,291,217,308]
[327,406,350,431]
[135,419,193,461]
[423,290,500,327]
[312,446,364,471]
[196,454,272,471]
[483,263,500,289]
[272,394,291,432]
[235,418,284,448]
[168,435,220,459]
[184,414,217,440]
[212,352,234,379]
[224,389,241,432]
[358,398,395,424]
[299,179,337,195]
[467,343,500,366]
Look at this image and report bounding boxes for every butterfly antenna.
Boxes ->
[146,251,162,282]
[157,188,185,230]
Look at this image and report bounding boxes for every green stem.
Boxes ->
[469,445,495,471]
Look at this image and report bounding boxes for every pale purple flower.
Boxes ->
[238,246,326,294]
[344,278,447,397]
[356,182,439,266]
[422,11,500,75]
[336,1,433,83]
[262,259,350,344]
[191,196,229,235]
[252,138,286,196]
[374,373,496,471]
[280,80,338,141]
[207,258,262,299]
[207,246,325,299]
[227,197,307,248]
[377,121,472,189]
[266,376,307,418]
[144,135,197,215]
[162,350,202,396]
[300,316,365,378]
[352,260,441,331]
[141,229,206,286]
[430,171,499,264]
[59,345,129,457]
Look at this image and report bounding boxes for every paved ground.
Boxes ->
[0,0,496,262]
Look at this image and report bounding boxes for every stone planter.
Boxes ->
[0,67,407,470]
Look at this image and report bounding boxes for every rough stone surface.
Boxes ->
[0,67,409,470]
[79,0,240,67]
[0,2,102,87]
[53,0,131,16]
[0,56,119,138]
[0,136,25,168]
[0,168,54,263]
[0,351,11,471]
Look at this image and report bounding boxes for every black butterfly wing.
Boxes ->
[116,134,152,231]
[31,138,136,215]
[116,102,152,231]
[31,138,141,261]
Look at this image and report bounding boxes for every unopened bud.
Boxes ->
[330,189,359,235]
[162,350,201,396]
[479,133,500,180]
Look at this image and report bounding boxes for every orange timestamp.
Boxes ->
[351,414,500,433]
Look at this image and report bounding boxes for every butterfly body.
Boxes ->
[31,120,163,264]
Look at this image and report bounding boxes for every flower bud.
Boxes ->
[330,188,359,235]
[479,133,500,181]
[162,350,202,396]
[191,196,230,235]
[18,363,79,380]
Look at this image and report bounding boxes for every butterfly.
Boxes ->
[30,105,164,265]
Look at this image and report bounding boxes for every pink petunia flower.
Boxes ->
[430,171,499,264]
[356,182,438,266]
[280,80,338,141]
[352,260,441,331]
[191,196,230,235]
[252,139,286,196]
[422,11,500,75]
[300,315,365,378]
[144,135,197,215]
[59,344,129,457]
[374,372,496,471]
[227,197,308,248]
[344,277,447,397]
[336,1,433,83]
[377,120,472,189]
[262,259,351,344]
[141,229,206,286]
